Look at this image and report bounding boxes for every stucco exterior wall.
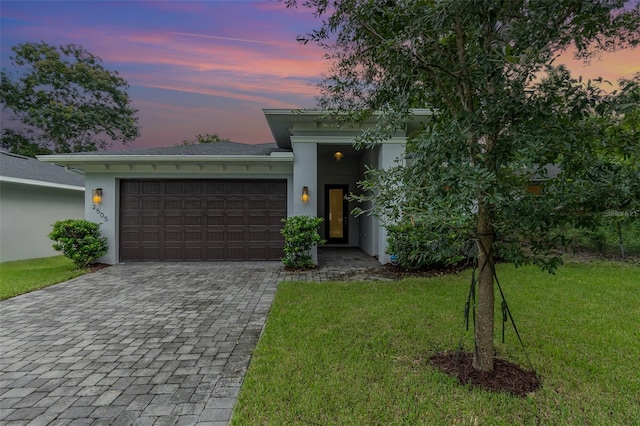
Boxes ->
[291,140,319,262]
[0,182,84,262]
[377,142,405,265]
[358,147,379,257]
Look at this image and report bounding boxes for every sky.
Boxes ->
[1,1,639,149]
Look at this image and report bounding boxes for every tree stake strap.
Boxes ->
[458,239,535,372]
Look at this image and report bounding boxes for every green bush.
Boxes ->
[386,221,468,270]
[49,219,108,269]
[566,216,640,256]
[281,216,325,269]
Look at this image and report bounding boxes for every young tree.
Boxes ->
[284,0,640,371]
[1,42,140,154]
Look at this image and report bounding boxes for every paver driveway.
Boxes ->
[0,262,284,426]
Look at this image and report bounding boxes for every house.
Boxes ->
[0,151,85,262]
[38,109,430,265]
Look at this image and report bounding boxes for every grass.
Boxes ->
[232,261,640,425]
[0,256,87,300]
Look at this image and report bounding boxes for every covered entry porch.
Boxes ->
[263,109,425,264]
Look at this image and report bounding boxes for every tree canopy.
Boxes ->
[284,0,640,371]
[177,133,229,146]
[1,41,140,155]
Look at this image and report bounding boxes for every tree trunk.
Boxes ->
[473,199,495,372]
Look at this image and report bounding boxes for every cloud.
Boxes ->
[170,32,292,47]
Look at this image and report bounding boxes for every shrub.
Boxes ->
[565,215,640,256]
[386,220,468,270]
[49,219,108,269]
[281,216,325,269]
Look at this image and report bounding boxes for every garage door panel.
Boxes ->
[142,181,161,194]
[165,230,182,242]
[266,214,284,226]
[163,246,182,261]
[185,246,203,259]
[142,247,160,260]
[184,199,203,210]
[249,215,266,226]
[120,213,139,226]
[120,179,286,261]
[226,214,244,226]
[121,197,140,210]
[249,229,267,241]
[142,230,160,242]
[207,215,225,226]
[207,199,224,210]
[185,230,203,242]
[207,246,224,258]
[249,199,267,210]
[165,181,182,195]
[226,246,245,260]
[120,230,140,242]
[141,199,160,210]
[227,230,245,242]
[184,215,202,226]
[162,198,180,209]
[226,199,244,210]
[269,230,285,241]
[207,229,224,241]
[164,214,182,226]
[142,214,159,226]
[249,247,267,260]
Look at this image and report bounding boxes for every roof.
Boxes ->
[0,151,84,190]
[59,141,289,156]
[37,141,295,172]
[263,108,433,149]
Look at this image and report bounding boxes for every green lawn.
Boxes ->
[232,261,640,425]
[0,256,87,300]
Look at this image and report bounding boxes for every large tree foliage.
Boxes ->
[1,42,140,154]
[284,0,640,371]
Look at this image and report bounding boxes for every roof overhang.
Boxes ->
[0,176,84,191]
[38,152,294,173]
[263,108,433,149]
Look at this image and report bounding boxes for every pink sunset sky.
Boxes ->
[1,1,638,149]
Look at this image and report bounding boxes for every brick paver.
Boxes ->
[0,249,386,425]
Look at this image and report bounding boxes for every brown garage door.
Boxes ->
[120,179,287,261]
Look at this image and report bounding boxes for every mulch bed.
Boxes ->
[429,351,541,397]
[89,263,111,273]
[384,260,472,279]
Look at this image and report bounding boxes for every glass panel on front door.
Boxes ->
[329,188,344,239]
[325,184,348,244]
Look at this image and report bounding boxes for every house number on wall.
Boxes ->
[92,204,109,222]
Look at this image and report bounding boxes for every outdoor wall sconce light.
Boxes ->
[301,186,310,203]
[92,188,103,204]
[333,151,344,162]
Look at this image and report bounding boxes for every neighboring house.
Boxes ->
[39,109,430,265]
[0,151,85,262]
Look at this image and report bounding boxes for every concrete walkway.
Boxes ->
[0,250,387,425]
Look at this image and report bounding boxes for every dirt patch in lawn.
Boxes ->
[430,351,541,397]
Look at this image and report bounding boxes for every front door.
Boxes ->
[325,184,348,244]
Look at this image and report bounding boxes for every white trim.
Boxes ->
[0,176,84,191]
[291,136,406,144]
[38,153,294,165]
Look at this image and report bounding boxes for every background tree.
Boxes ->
[1,41,140,155]
[284,0,640,372]
[177,133,229,146]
